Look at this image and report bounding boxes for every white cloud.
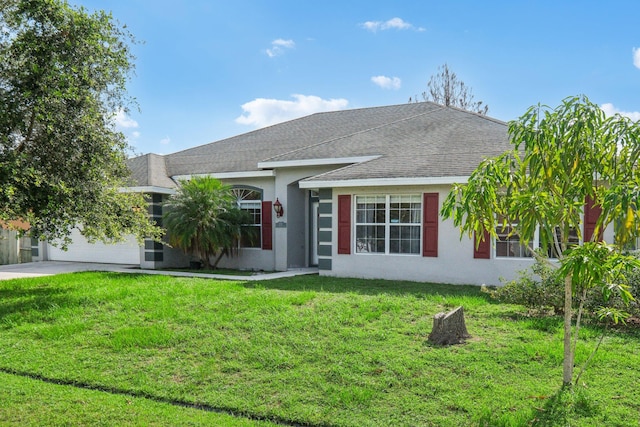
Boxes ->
[160,136,171,145]
[601,103,640,121]
[131,131,141,139]
[235,94,349,128]
[273,39,294,48]
[360,17,425,32]
[266,38,295,58]
[113,109,139,129]
[371,75,402,90]
[633,47,640,69]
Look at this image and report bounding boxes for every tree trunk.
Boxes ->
[201,250,214,270]
[563,274,574,386]
[428,306,470,346]
[212,251,225,269]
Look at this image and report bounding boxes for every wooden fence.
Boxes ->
[0,229,32,265]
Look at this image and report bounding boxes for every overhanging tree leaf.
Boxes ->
[0,0,161,245]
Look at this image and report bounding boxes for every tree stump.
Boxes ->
[427,306,470,346]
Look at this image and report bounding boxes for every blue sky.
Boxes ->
[76,0,640,155]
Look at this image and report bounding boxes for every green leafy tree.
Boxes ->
[163,177,254,270]
[410,63,489,115]
[442,95,640,387]
[0,0,161,245]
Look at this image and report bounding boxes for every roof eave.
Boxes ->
[172,170,276,181]
[298,176,470,189]
[121,186,176,195]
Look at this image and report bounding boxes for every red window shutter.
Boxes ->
[584,195,602,242]
[337,195,351,254]
[474,229,491,259]
[261,201,273,250]
[422,193,439,257]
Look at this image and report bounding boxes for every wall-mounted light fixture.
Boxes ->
[273,198,284,217]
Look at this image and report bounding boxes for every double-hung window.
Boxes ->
[355,195,421,255]
[232,188,262,248]
[495,220,533,258]
[494,221,580,259]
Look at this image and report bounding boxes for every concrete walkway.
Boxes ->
[0,261,318,281]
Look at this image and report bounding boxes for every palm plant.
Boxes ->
[163,176,249,269]
[211,206,257,268]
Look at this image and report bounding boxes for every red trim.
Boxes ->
[422,193,439,257]
[474,229,491,259]
[261,201,273,250]
[584,195,602,242]
[337,195,351,254]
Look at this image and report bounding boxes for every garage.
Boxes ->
[48,228,141,265]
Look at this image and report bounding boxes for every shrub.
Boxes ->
[483,259,565,314]
[484,256,640,320]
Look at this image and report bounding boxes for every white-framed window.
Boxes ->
[495,223,533,258]
[231,187,262,248]
[494,221,579,259]
[544,227,579,258]
[355,195,421,255]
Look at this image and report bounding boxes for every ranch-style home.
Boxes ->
[31,102,612,285]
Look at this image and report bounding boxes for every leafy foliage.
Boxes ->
[488,253,640,322]
[163,177,255,269]
[484,257,566,314]
[442,95,640,386]
[0,0,161,244]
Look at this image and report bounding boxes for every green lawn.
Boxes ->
[0,371,278,427]
[1,272,639,426]
[164,267,262,276]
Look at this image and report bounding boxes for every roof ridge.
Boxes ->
[146,153,154,185]
[439,103,508,126]
[259,103,447,164]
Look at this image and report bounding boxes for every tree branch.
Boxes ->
[575,327,606,386]
[16,105,37,153]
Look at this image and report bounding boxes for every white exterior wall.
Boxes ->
[325,185,615,286]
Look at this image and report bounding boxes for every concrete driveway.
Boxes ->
[0,261,135,281]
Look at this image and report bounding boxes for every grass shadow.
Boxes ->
[529,386,599,427]
[0,282,73,323]
[505,311,640,340]
[507,312,564,333]
[242,274,496,300]
[0,272,142,325]
[479,386,600,427]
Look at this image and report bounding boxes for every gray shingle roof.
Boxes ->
[128,102,511,186]
[292,105,510,182]
[126,153,177,188]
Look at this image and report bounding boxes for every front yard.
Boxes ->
[1,272,639,426]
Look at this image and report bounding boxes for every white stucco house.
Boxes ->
[31,102,611,285]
